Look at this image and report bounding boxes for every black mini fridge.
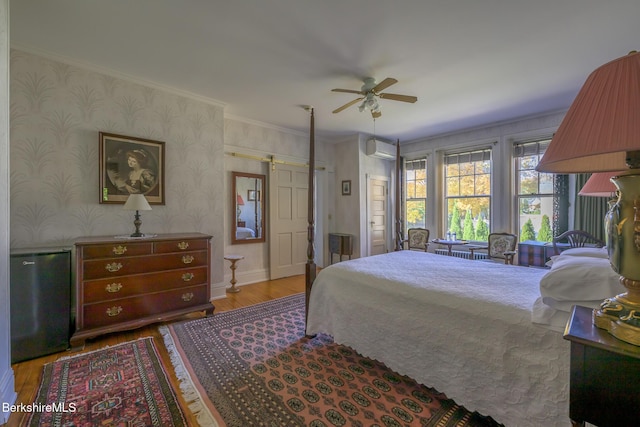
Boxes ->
[10,248,71,363]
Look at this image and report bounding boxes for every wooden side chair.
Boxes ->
[468,232,518,264]
[404,228,430,252]
[552,230,605,255]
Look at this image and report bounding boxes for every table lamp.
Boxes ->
[537,50,640,345]
[123,194,152,237]
[578,171,623,198]
[236,194,244,223]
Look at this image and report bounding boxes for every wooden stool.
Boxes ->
[224,254,244,293]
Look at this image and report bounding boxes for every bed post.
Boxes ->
[395,139,403,251]
[305,107,316,326]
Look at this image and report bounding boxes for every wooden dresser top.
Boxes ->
[75,232,212,246]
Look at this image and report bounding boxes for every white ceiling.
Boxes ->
[10,0,640,143]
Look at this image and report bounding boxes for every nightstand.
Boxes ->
[563,305,640,427]
[328,233,353,264]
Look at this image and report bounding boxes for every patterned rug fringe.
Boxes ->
[160,325,219,427]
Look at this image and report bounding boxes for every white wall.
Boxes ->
[333,135,361,257]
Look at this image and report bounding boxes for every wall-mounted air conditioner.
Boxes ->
[366,139,396,160]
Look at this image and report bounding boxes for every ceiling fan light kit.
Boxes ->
[332,77,417,118]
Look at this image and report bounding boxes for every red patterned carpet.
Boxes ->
[27,337,186,427]
[162,293,503,427]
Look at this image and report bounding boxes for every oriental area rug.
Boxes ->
[161,293,503,427]
[27,337,187,427]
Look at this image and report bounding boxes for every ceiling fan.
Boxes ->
[331,77,417,118]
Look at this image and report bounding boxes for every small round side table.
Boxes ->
[224,254,244,293]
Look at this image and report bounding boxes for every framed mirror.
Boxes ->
[232,171,266,244]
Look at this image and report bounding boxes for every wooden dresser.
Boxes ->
[71,233,213,347]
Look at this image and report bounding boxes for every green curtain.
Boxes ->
[573,173,610,242]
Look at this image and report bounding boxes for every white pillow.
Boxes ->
[539,255,625,301]
[545,246,608,267]
[558,247,608,258]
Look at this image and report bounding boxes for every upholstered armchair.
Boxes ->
[468,232,518,264]
[404,228,430,252]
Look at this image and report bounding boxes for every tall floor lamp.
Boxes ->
[537,50,640,345]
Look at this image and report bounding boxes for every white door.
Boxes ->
[269,164,309,279]
[369,178,388,255]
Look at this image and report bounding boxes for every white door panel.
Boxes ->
[369,178,388,256]
[270,164,309,279]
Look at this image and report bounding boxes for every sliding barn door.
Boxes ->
[269,164,309,279]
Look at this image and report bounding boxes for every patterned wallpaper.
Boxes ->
[9,49,225,286]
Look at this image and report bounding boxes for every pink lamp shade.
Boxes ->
[537,51,640,173]
[578,171,624,197]
[236,194,245,206]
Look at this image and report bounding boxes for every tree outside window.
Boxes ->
[444,149,491,241]
[514,139,555,242]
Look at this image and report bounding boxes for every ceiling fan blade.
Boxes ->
[371,110,382,119]
[331,88,363,95]
[332,97,363,114]
[379,93,418,103]
[372,77,398,93]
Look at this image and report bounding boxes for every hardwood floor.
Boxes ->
[6,275,305,427]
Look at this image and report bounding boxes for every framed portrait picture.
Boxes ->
[99,132,165,204]
[247,189,261,201]
[341,180,351,196]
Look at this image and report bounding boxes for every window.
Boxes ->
[444,149,491,241]
[405,158,427,230]
[514,138,555,242]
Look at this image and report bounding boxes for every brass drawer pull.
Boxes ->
[105,282,123,293]
[112,245,127,255]
[182,255,194,264]
[178,241,190,250]
[106,306,123,317]
[182,272,195,282]
[182,292,194,302]
[105,262,123,272]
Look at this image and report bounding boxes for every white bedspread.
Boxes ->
[307,251,570,427]
[235,226,255,239]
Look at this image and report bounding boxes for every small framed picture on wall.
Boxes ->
[341,180,351,196]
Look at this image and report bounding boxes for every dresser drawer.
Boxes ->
[82,284,209,329]
[82,266,208,303]
[80,242,153,259]
[154,238,209,254]
[82,250,208,280]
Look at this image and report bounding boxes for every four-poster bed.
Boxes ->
[305,128,584,426]
[302,119,618,426]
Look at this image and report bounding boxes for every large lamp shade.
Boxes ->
[537,51,640,173]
